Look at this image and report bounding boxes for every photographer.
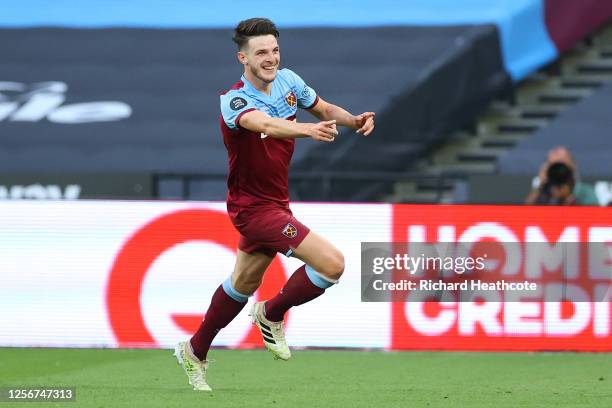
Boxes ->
[525,146,599,206]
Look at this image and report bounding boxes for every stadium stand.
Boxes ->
[0,26,508,200]
[1,0,611,201]
[463,25,612,206]
[497,82,612,178]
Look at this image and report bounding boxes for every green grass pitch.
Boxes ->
[1,347,610,408]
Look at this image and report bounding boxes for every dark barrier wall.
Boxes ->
[468,174,611,206]
[0,173,151,199]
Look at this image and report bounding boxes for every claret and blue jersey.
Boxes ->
[219,68,319,219]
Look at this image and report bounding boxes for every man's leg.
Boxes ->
[176,249,272,391]
[264,230,344,322]
[189,249,273,361]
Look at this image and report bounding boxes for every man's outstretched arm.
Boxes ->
[239,109,338,142]
[307,97,375,136]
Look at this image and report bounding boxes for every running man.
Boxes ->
[175,17,375,391]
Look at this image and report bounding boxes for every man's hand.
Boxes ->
[537,162,549,186]
[355,112,375,136]
[305,120,338,142]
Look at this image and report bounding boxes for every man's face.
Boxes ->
[239,35,280,84]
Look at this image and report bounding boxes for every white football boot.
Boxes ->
[249,301,291,361]
[174,341,212,391]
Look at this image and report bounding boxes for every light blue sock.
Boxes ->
[222,277,250,303]
[304,264,337,289]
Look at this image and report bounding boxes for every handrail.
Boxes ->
[153,171,466,202]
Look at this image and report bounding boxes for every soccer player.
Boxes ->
[175,17,375,391]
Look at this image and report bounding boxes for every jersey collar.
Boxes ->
[241,75,275,101]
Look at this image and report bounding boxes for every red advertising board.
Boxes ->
[391,205,612,351]
[0,201,609,351]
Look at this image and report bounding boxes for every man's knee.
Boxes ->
[320,251,345,281]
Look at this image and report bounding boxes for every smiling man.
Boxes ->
[174,17,375,391]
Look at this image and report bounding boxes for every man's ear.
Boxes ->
[237,51,248,66]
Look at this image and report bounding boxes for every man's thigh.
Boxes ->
[290,229,343,275]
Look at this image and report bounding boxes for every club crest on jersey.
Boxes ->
[282,223,298,238]
[285,91,297,108]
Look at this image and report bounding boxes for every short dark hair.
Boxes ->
[232,18,279,50]
[547,162,575,187]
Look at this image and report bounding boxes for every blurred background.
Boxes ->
[1,0,610,205]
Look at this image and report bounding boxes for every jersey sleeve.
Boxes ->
[220,91,257,129]
[284,69,318,109]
